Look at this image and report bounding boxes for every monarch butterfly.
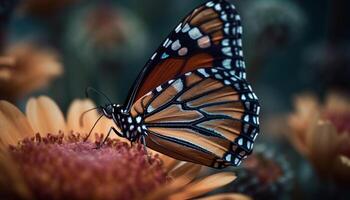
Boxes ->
[86,0,260,169]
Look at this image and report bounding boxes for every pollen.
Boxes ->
[9,133,167,200]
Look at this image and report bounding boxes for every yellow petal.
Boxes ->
[196,193,252,200]
[26,96,66,135]
[169,172,236,200]
[0,101,34,147]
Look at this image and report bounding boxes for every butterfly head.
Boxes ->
[100,104,122,119]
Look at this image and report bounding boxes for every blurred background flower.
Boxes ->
[0,42,62,102]
[17,0,79,18]
[226,145,293,200]
[288,92,350,185]
[62,1,148,107]
[240,0,306,81]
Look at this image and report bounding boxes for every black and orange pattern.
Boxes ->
[97,0,260,169]
[131,68,259,168]
[125,0,246,109]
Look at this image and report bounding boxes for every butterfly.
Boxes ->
[87,0,260,169]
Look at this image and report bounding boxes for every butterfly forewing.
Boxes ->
[130,68,260,168]
[125,0,246,110]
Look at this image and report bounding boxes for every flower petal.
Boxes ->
[66,99,99,133]
[196,193,251,200]
[0,150,32,199]
[168,162,201,180]
[169,172,236,200]
[66,99,124,141]
[146,163,201,200]
[26,96,66,135]
[158,153,181,173]
[306,120,338,175]
[0,101,34,147]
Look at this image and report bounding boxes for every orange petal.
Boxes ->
[196,193,252,200]
[66,98,128,142]
[26,96,66,135]
[0,101,34,147]
[169,172,236,200]
[169,162,201,180]
[325,92,350,112]
[144,175,189,200]
[156,152,182,173]
[0,150,32,199]
[146,163,201,200]
[66,99,100,133]
[332,155,350,183]
[306,120,338,174]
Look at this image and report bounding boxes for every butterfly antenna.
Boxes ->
[84,114,104,142]
[79,107,99,127]
[85,87,112,104]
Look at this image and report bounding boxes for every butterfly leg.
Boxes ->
[140,135,151,161]
[94,127,119,149]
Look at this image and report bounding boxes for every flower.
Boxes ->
[0,96,245,200]
[243,0,306,47]
[229,145,293,200]
[288,92,350,184]
[17,0,79,17]
[0,43,63,101]
[64,2,147,67]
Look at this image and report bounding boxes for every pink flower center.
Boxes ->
[9,133,167,200]
[324,111,350,134]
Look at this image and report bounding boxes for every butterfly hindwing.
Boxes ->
[130,67,260,168]
[125,0,246,110]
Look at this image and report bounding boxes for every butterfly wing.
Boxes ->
[125,0,246,110]
[130,68,260,168]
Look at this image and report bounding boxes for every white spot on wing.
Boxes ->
[206,1,214,7]
[223,59,231,69]
[225,154,232,162]
[147,105,155,113]
[189,28,202,40]
[198,36,211,48]
[222,47,232,56]
[171,40,181,51]
[151,52,157,60]
[175,23,182,33]
[234,158,240,165]
[222,39,229,46]
[215,4,222,11]
[238,138,243,145]
[172,79,183,92]
[163,38,169,47]
[178,47,188,56]
[198,69,209,77]
[182,23,190,32]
